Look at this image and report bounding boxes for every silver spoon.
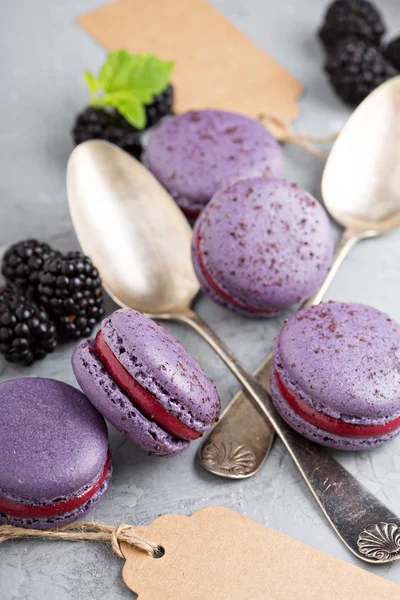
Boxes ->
[67,136,400,564]
[198,75,400,481]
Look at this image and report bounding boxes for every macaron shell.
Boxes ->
[270,372,399,450]
[72,339,189,456]
[0,378,109,503]
[101,309,220,431]
[274,302,400,422]
[192,243,281,317]
[192,178,334,314]
[141,153,206,217]
[0,465,112,529]
[143,110,283,212]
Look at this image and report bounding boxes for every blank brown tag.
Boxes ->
[121,506,399,599]
[77,0,302,122]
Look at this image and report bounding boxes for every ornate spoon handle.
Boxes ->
[178,310,400,564]
[279,427,400,564]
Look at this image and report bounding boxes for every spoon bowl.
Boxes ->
[67,140,199,315]
[322,76,400,234]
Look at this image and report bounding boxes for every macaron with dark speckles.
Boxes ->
[143,109,283,217]
[191,177,334,317]
[72,308,221,456]
[0,378,110,529]
[271,302,400,450]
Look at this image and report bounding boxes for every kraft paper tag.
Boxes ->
[77,0,302,122]
[121,506,399,599]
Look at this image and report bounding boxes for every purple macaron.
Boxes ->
[143,109,283,216]
[0,378,110,529]
[72,308,221,456]
[191,177,334,317]
[271,302,400,450]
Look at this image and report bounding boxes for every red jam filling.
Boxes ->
[275,370,400,438]
[0,452,111,519]
[195,229,274,314]
[95,331,202,441]
[182,205,201,218]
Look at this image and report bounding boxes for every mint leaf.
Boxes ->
[101,91,137,105]
[116,99,146,129]
[84,70,100,96]
[84,50,174,130]
[128,54,174,100]
[98,49,134,92]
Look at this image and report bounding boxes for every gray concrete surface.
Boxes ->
[1,0,400,597]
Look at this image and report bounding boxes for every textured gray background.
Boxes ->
[1,0,400,597]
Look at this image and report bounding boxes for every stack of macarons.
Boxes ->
[271,301,400,450]
[72,308,221,456]
[191,177,334,316]
[143,109,283,217]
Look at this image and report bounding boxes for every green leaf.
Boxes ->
[99,50,173,98]
[85,50,174,129]
[128,54,174,99]
[116,99,146,129]
[101,90,136,105]
[98,49,134,92]
[84,70,100,96]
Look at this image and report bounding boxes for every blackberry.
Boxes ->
[37,252,105,340]
[72,84,174,155]
[319,0,385,52]
[72,107,143,159]
[2,239,57,293]
[386,37,400,70]
[325,39,398,105]
[0,286,57,366]
[145,84,174,128]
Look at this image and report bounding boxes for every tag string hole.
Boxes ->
[152,545,165,559]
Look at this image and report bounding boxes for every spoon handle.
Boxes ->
[196,229,361,480]
[178,309,400,563]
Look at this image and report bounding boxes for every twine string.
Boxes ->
[257,113,338,159]
[0,521,160,559]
